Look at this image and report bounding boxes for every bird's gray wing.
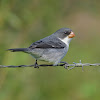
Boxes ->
[29,36,66,49]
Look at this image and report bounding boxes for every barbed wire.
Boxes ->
[0,60,100,70]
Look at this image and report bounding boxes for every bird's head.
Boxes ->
[53,28,75,44]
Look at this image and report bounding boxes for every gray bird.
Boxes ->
[8,28,75,68]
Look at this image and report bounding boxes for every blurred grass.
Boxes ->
[0,0,100,100]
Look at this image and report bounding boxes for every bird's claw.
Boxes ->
[34,60,39,68]
[34,64,39,68]
[64,63,69,69]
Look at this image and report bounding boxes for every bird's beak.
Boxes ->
[68,31,75,38]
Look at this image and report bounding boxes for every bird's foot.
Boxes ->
[34,60,39,68]
[60,61,69,69]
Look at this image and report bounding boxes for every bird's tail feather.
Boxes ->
[7,48,29,53]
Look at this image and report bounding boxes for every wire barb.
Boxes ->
[0,60,100,69]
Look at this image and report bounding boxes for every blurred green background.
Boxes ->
[0,0,100,100]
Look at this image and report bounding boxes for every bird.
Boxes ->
[8,28,75,68]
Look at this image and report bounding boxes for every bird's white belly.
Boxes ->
[38,46,69,65]
[30,44,69,65]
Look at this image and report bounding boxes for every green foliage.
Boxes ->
[0,0,100,100]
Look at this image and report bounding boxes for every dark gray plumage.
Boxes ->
[8,28,75,67]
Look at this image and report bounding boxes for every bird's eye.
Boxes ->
[64,32,67,34]
[64,31,70,35]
